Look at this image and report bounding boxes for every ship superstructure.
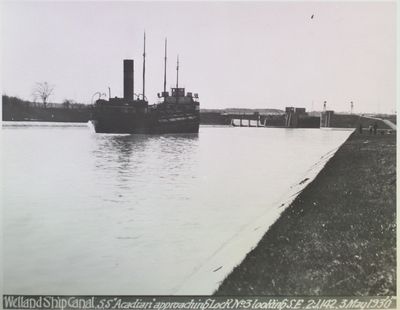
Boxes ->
[91,35,200,134]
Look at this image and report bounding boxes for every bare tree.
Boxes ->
[32,82,54,108]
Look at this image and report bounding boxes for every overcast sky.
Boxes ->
[1,1,396,113]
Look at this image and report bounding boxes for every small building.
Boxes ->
[285,107,320,128]
[320,110,334,127]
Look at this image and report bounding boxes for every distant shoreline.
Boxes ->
[3,95,396,128]
[215,131,396,295]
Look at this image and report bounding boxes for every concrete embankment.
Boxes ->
[215,132,396,296]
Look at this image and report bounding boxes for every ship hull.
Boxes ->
[91,112,200,134]
[91,88,200,134]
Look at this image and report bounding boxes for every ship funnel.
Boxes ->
[123,59,134,100]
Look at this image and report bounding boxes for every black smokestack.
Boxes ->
[123,59,134,100]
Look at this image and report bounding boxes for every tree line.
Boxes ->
[3,81,88,109]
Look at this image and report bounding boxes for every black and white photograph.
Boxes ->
[1,0,397,308]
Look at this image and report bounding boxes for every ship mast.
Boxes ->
[163,38,167,93]
[176,55,179,89]
[142,32,146,100]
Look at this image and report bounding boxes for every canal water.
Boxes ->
[2,123,352,295]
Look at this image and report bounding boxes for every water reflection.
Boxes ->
[92,134,149,168]
[90,133,199,193]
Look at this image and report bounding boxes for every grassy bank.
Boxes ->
[329,114,392,129]
[215,132,396,296]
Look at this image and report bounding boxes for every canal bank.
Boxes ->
[215,131,396,296]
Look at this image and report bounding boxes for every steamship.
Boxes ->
[90,36,200,134]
